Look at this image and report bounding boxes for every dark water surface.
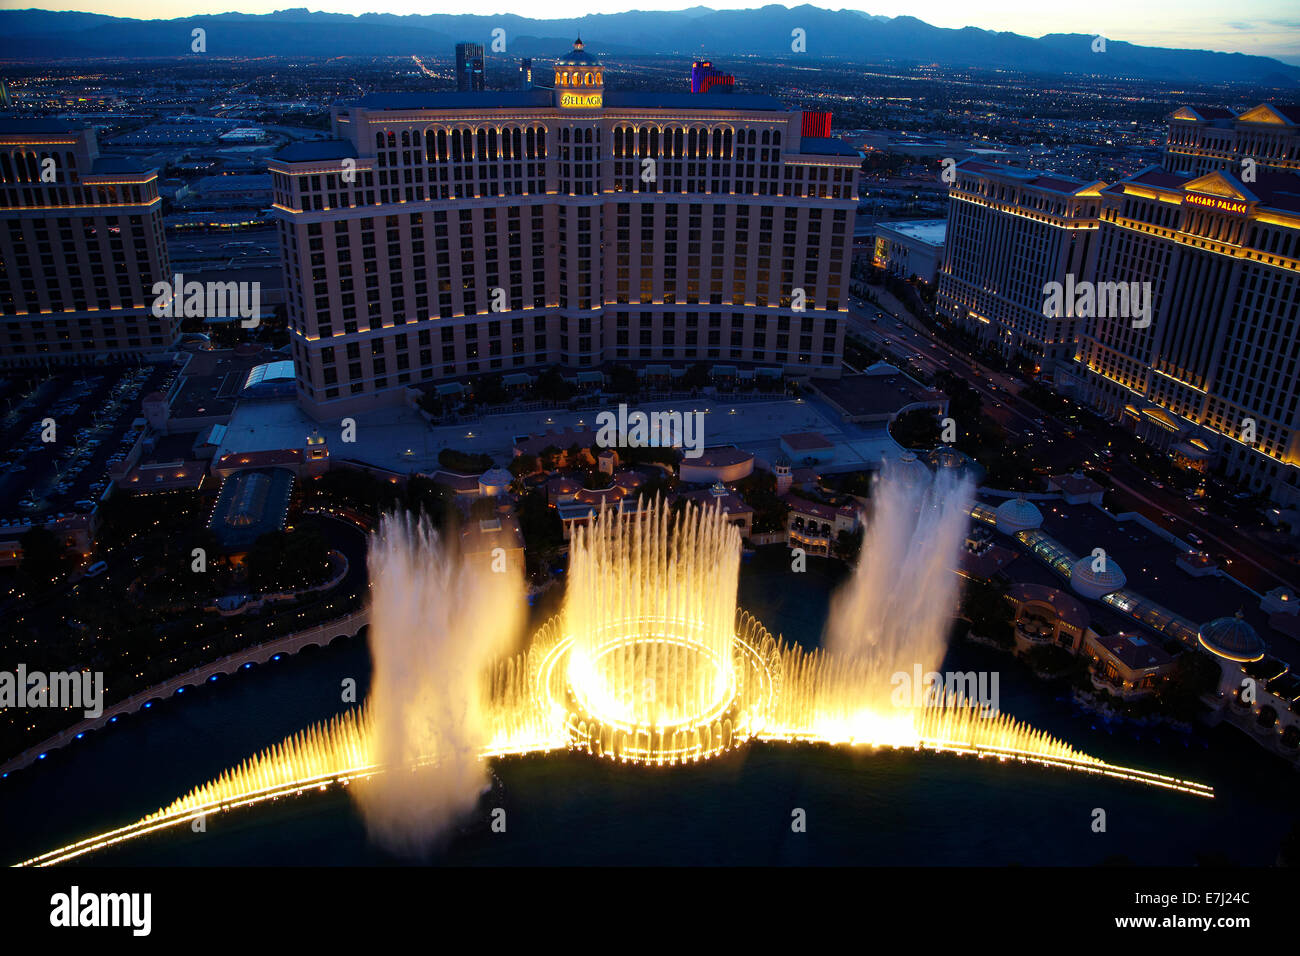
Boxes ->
[2,548,1295,865]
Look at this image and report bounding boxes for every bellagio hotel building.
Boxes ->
[269,40,862,419]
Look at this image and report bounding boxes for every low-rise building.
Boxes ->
[677,482,754,537]
[780,431,836,466]
[1008,582,1090,653]
[461,510,525,577]
[872,219,946,284]
[679,445,754,484]
[784,493,859,557]
[1083,631,1176,699]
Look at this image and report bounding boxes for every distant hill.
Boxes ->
[1,5,1296,85]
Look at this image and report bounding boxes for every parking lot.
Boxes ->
[0,363,175,526]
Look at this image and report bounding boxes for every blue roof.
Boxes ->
[349,90,553,111]
[275,139,357,162]
[799,137,861,157]
[0,118,83,134]
[556,49,599,66]
[606,92,785,111]
[90,156,151,174]
[341,89,785,113]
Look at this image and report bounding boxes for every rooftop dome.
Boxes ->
[479,467,513,493]
[556,37,598,65]
[994,495,1043,535]
[1069,555,1126,600]
[890,450,931,485]
[1198,611,1265,662]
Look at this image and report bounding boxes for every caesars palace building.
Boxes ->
[269,40,863,420]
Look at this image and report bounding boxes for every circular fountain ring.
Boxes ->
[531,611,778,766]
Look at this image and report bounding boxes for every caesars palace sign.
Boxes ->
[1184,193,1250,215]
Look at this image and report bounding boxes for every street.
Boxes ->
[845,288,1300,594]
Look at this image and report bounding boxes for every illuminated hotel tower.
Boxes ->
[1162,102,1299,178]
[269,39,861,419]
[935,158,1103,375]
[1065,159,1300,504]
[0,120,173,367]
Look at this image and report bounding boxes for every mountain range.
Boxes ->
[1,5,1297,86]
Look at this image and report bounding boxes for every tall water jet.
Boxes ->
[562,499,746,760]
[354,511,525,854]
[821,461,976,724]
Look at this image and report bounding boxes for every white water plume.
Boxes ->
[823,460,976,710]
[354,511,525,854]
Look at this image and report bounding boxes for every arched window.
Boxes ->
[376,132,385,150]
[401,130,410,147]
[584,72,592,85]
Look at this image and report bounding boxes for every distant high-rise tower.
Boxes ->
[455,42,485,92]
[0,81,9,110]
[519,57,533,89]
[690,60,734,94]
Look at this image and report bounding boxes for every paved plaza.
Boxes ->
[217,393,907,474]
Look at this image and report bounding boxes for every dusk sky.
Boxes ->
[6,1,1299,64]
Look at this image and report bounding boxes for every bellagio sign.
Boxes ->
[560,92,603,109]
